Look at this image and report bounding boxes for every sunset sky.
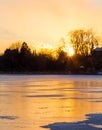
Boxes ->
[0,0,102,52]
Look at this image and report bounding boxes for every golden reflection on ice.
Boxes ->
[0,75,102,130]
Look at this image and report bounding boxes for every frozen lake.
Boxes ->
[0,75,102,130]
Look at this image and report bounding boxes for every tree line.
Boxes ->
[0,29,101,74]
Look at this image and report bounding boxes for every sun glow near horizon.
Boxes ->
[63,44,74,56]
[30,41,75,57]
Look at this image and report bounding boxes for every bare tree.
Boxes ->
[69,29,99,56]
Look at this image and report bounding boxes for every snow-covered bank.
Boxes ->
[42,113,102,130]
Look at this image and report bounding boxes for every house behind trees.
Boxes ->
[92,47,102,71]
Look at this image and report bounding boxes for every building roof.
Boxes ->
[94,48,102,52]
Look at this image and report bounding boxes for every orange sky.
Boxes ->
[0,0,102,52]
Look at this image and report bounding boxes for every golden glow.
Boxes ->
[37,42,53,50]
[1,0,102,53]
[29,41,54,52]
[63,44,74,56]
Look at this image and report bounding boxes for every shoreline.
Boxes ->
[0,71,99,75]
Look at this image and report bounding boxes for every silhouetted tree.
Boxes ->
[56,48,69,71]
[20,42,31,56]
[1,48,20,71]
[0,29,101,74]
